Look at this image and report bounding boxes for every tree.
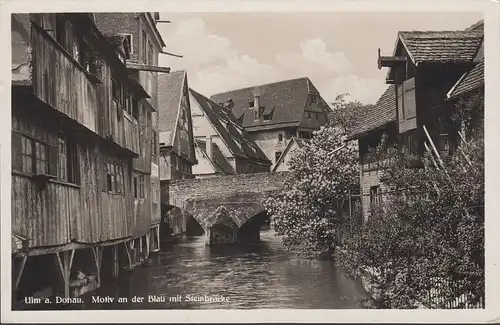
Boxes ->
[264,94,368,256]
[335,129,484,308]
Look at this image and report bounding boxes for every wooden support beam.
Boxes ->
[54,250,74,299]
[146,233,151,258]
[156,225,160,251]
[112,245,119,278]
[124,241,133,270]
[13,255,28,290]
[126,62,171,73]
[91,247,103,287]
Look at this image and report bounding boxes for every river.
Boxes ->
[76,229,366,309]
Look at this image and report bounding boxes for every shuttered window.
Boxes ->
[403,77,416,119]
[397,84,404,121]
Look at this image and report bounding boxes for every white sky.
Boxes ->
[157,12,483,105]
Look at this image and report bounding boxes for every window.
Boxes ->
[275,151,282,163]
[370,186,382,209]
[19,134,49,174]
[151,131,157,156]
[123,91,131,114]
[106,161,124,194]
[112,79,118,102]
[121,34,133,54]
[278,134,283,142]
[139,175,145,198]
[263,114,271,121]
[249,101,254,108]
[57,133,80,184]
[307,112,312,119]
[148,41,154,66]
[133,176,138,199]
[142,30,147,64]
[55,14,66,49]
[315,113,318,120]
[311,95,318,104]
[151,180,158,203]
[132,98,139,119]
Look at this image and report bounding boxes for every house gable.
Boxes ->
[210,77,328,132]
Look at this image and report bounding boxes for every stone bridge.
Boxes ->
[162,172,288,245]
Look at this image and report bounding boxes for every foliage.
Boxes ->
[264,94,367,256]
[335,133,484,308]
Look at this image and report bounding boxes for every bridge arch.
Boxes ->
[163,172,287,245]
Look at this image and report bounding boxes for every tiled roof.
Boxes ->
[189,89,270,164]
[348,85,396,140]
[448,58,484,99]
[157,70,186,146]
[210,77,324,130]
[399,30,483,64]
[465,20,484,32]
[195,139,235,175]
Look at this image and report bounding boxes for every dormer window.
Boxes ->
[263,114,271,121]
[249,101,255,108]
[120,34,133,54]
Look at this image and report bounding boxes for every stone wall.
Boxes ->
[164,172,287,231]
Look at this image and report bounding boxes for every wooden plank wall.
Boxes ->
[11,108,137,248]
[31,25,98,134]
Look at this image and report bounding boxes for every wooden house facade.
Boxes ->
[348,21,484,220]
[11,13,165,305]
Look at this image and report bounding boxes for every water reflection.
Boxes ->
[81,229,366,309]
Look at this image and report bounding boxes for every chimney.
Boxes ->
[225,99,234,111]
[205,136,213,160]
[254,95,260,111]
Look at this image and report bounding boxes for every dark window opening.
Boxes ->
[106,161,124,194]
[278,134,283,142]
[249,101,254,108]
[17,134,49,174]
[275,151,282,163]
[263,114,271,121]
[133,176,138,199]
[370,185,382,209]
[55,14,66,49]
[112,79,118,102]
[57,133,79,184]
[315,113,319,120]
[307,112,312,119]
[132,98,139,119]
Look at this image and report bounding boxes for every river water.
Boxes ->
[79,229,366,309]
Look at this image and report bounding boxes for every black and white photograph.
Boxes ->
[1,0,499,323]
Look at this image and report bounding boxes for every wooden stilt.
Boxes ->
[112,244,119,278]
[146,233,151,258]
[13,255,28,291]
[139,236,143,261]
[91,246,103,286]
[156,225,160,251]
[124,241,133,270]
[54,249,75,298]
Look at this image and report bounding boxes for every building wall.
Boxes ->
[274,142,300,172]
[247,129,292,169]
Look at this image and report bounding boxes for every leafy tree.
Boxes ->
[335,130,484,308]
[264,94,367,256]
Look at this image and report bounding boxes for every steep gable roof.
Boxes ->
[348,85,396,140]
[272,137,309,172]
[447,58,484,100]
[189,89,270,164]
[195,139,235,175]
[158,70,186,147]
[210,77,326,130]
[398,30,483,64]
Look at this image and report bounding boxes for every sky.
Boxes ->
[156,12,483,105]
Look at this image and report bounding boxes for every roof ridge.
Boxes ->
[210,76,310,97]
